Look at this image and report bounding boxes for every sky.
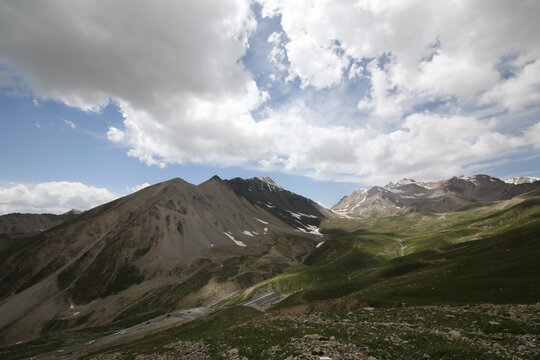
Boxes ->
[1,0,539,214]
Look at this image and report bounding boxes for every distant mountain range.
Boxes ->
[0,209,80,238]
[332,174,540,217]
[504,176,540,185]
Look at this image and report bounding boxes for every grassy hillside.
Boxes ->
[231,198,540,307]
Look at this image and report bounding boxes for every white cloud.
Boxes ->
[358,113,533,184]
[0,0,258,111]
[357,60,404,119]
[284,32,347,89]
[0,181,118,214]
[107,126,125,143]
[259,0,540,107]
[128,183,151,193]
[0,0,539,186]
[481,61,540,112]
[63,119,76,129]
[524,121,540,150]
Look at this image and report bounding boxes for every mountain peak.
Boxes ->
[333,173,540,217]
[385,178,417,188]
[505,176,540,185]
[454,174,501,186]
[257,175,276,184]
[255,176,284,191]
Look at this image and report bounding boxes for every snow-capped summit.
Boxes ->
[385,178,418,188]
[255,176,284,192]
[505,176,540,185]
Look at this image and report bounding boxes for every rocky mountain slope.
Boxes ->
[0,210,80,237]
[333,174,540,217]
[0,176,330,345]
[226,176,333,234]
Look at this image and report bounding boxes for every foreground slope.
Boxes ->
[64,303,538,360]
[0,176,329,345]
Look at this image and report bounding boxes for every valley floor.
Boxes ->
[76,302,540,359]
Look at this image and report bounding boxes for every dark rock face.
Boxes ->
[442,175,509,201]
[226,176,330,231]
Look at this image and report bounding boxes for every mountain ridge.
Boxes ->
[333,174,540,217]
[0,210,81,238]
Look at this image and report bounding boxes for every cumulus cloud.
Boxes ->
[128,183,151,193]
[481,61,540,112]
[0,181,118,214]
[357,61,405,119]
[285,32,347,89]
[259,0,540,109]
[63,119,76,129]
[359,113,530,183]
[0,0,259,111]
[255,107,538,184]
[0,0,539,185]
[107,126,125,143]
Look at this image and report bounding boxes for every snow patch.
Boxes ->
[286,210,318,219]
[257,176,284,192]
[242,230,258,236]
[332,209,355,218]
[223,232,247,247]
[255,218,268,224]
[386,178,417,188]
[296,225,323,236]
[505,176,540,185]
[350,196,366,211]
[316,241,325,248]
[289,211,301,219]
[458,175,479,185]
